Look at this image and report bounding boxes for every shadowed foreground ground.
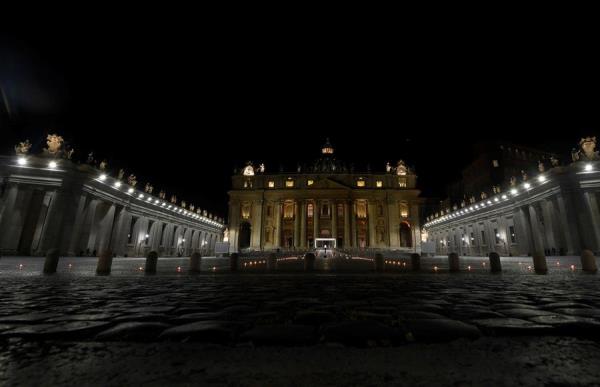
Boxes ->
[3,337,600,386]
[1,256,600,385]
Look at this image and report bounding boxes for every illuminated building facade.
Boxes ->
[227,140,422,252]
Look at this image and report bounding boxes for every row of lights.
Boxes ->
[14,156,223,228]
[424,162,596,229]
[100,173,223,227]
[17,157,58,169]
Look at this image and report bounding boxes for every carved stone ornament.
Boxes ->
[579,136,600,161]
[14,140,32,155]
[44,134,64,155]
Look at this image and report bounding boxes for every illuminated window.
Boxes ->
[492,160,499,167]
[307,179,314,186]
[376,181,383,188]
[337,203,344,218]
[509,225,516,243]
[356,179,365,187]
[307,203,314,218]
[321,203,330,217]
[286,179,294,188]
[241,203,251,219]
[283,201,294,219]
[268,181,275,188]
[356,200,367,218]
[398,178,407,188]
[400,202,409,218]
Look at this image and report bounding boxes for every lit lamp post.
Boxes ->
[496,233,509,256]
[178,238,186,257]
[137,234,149,257]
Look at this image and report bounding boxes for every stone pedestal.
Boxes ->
[267,253,277,271]
[304,252,315,272]
[448,253,460,272]
[96,250,113,275]
[230,253,239,272]
[488,252,502,273]
[190,252,202,273]
[411,253,421,271]
[146,251,158,274]
[43,248,60,274]
[374,253,384,272]
[533,254,547,274]
[580,249,598,273]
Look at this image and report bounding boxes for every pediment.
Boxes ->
[310,177,352,190]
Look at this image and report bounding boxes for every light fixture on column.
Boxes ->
[17,157,27,166]
[537,175,546,182]
[48,161,58,169]
[585,163,593,172]
[99,174,107,181]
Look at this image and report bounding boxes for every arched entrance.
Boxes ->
[400,221,412,248]
[239,222,251,249]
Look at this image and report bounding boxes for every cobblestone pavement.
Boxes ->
[1,256,600,385]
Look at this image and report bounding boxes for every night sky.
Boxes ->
[2,23,599,219]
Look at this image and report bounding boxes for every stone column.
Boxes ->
[294,200,300,248]
[343,201,350,248]
[228,200,240,253]
[583,192,600,251]
[513,207,533,256]
[111,209,132,257]
[250,200,263,249]
[555,194,579,254]
[540,200,558,254]
[97,203,117,253]
[274,200,282,248]
[367,201,376,248]
[313,200,320,243]
[331,200,337,242]
[299,200,306,248]
[0,185,33,254]
[527,204,546,256]
[350,200,357,247]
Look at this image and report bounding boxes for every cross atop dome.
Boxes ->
[321,138,334,155]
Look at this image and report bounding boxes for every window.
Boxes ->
[337,203,344,218]
[494,228,501,244]
[244,179,253,188]
[470,232,475,245]
[307,179,314,186]
[283,201,294,219]
[462,234,467,246]
[267,205,273,217]
[376,180,383,188]
[241,203,251,219]
[398,178,407,188]
[321,204,330,217]
[509,226,516,243]
[268,181,275,188]
[492,160,499,167]
[307,203,314,218]
[285,179,294,188]
[356,179,365,187]
[481,230,486,244]
[400,202,409,218]
[356,200,367,218]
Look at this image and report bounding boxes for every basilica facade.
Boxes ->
[227,141,422,253]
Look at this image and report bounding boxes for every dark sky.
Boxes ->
[1,19,599,218]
